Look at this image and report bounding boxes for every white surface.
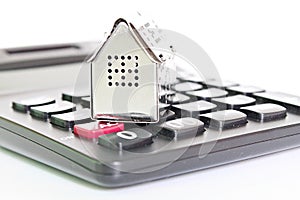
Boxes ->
[1,0,300,199]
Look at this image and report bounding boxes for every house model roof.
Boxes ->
[88,18,162,64]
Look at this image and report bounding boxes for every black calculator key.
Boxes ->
[62,89,90,103]
[227,85,265,95]
[163,90,177,96]
[81,97,91,108]
[186,88,228,100]
[172,100,217,117]
[212,94,256,109]
[12,97,55,112]
[253,91,300,114]
[240,103,287,122]
[158,103,173,119]
[205,80,238,89]
[30,101,76,120]
[160,90,176,100]
[166,93,191,104]
[159,110,176,122]
[98,128,153,151]
[158,117,205,140]
[50,108,92,129]
[199,110,247,130]
[159,103,170,111]
[172,82,203,92]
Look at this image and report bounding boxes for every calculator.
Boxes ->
[1,39,300,188]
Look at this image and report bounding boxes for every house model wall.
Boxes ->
[89,18,161,123]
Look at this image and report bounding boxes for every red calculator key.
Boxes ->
[73,121,124,139]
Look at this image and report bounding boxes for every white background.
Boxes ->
[1,0,300,199]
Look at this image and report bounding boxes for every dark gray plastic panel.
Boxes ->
[0,42,98,70]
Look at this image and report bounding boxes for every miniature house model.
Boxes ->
[89,18,162,123]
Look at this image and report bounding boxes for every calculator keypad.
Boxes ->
[10,79,297,151]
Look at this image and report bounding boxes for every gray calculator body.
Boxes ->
[1,42,300,187]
